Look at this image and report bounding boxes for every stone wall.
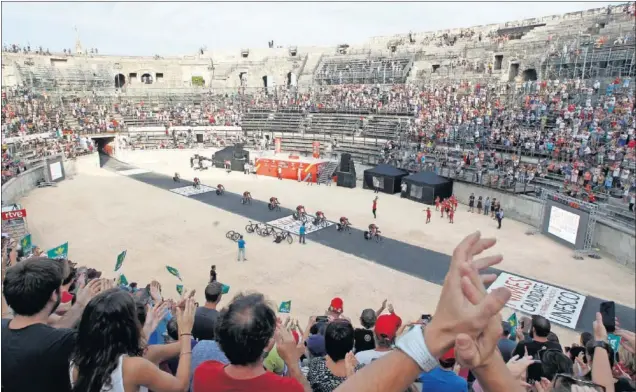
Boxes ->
[1,158,77,205]
[1,165,46,205]
[451,181,635,269]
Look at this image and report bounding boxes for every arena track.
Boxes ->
[100,154,635,333]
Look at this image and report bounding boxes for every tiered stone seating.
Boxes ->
[241,110,274,132]
[314,56,413,85]
[308,113,360,136]
[363,116,402,139]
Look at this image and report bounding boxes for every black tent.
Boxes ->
[402,171,453,204]
[212,144,249,171]
[363,164,408,194]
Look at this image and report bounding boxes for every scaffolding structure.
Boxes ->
[540,43,636,80]
[526,188,599,260]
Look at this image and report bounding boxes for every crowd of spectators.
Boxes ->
[2,231,635,392]
[3,71,635,207]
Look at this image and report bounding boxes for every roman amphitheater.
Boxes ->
[2,2,635,344]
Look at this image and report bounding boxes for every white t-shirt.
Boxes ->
[355,349,392,366]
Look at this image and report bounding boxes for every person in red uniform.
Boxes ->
[440,199,446,217]
[435,196,441,211]
[372,196,378,219]
[426,207,431,224]
[451,195,458,211]
[449,207,455,224]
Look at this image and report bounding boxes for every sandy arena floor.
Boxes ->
[18,150,635,344]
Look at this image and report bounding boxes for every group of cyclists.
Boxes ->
[177,176,381,242]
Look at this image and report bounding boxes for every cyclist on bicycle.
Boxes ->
[296,205,306,219]
[368,223,380,238]
[193,177,201,189]
[314,211,326,225]
[242,191,252,204]
[173,172,180,182]
[338,217,351,231]
[217,184,225,195]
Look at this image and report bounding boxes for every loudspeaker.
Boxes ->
[336,171,356,188]
[340,153,352,173]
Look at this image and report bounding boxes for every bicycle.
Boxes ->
[245,221,260,234]
[274,230,294,244]
[258,225,276,237]
[337,222,352,233]
[241,197,252,205]
[226,230,241,241]
[268,202,281,211]
[293,211,308,223]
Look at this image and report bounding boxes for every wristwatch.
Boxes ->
[593,340,611,353]
[395,324,439,372]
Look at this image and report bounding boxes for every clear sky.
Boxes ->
[1,1,625,56]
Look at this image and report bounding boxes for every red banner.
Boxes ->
[275,137,282,154]
[312,141,320,158]
[1,209,27,221]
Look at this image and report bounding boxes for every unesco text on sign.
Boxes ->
[487,272,586,330]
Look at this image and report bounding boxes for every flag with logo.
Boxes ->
[176,284,184,296]
[507,313,518,339]
[608,334,621,353]
[46,242,68,260]
[114,250,127,271]
[166,266,182,281]
[117,274,128,286]
[279,301,291,313]
[21,234,32,253]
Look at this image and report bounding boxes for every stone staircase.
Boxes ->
[317,161,339,185]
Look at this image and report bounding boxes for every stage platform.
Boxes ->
[254,152,329,183]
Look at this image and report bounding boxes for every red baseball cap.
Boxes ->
[374,314,401,340]
[329,297,344,313]
[440,348,455,361]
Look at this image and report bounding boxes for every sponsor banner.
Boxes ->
[266,215,334,236]
[169,185,215,197]
[1,209,27,221]
[275,137,282,154]
[312,141,320,158]
[487,272,586,330]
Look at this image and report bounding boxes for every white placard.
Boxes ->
[487,272,586,330]
[266,215,334,235]
[169,185,215,197]
[117,168,151,176]
[49,161,63,181]
[548,205,580,245]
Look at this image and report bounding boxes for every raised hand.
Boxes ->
[143,301,171,338]
[426,232,510,363]
[176,297,195,335]
[345,351,358,377]
[76,278,103,306]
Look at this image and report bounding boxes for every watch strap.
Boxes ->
[395,324,439,372]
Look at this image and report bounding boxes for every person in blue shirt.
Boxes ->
[418,348,468,392]
[237,235,246,261]
[299,222,306,244]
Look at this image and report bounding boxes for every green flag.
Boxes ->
[166,266,182,281]
[114,250,127,271]
[278,301,291,313]
[46,242,68,260]
[176,284,184,295]
[507,313,518,339]
[117,274,128,286]
[608,334,621,353]
[221,284,230,294]
[21,234,32,253]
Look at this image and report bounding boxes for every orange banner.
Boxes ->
[312,141,320,159]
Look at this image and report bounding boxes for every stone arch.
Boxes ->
[141,73,153,84]
[522,68,538,81]
[114,73,126,88]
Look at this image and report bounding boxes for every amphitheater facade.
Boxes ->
[2,3,634,91]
